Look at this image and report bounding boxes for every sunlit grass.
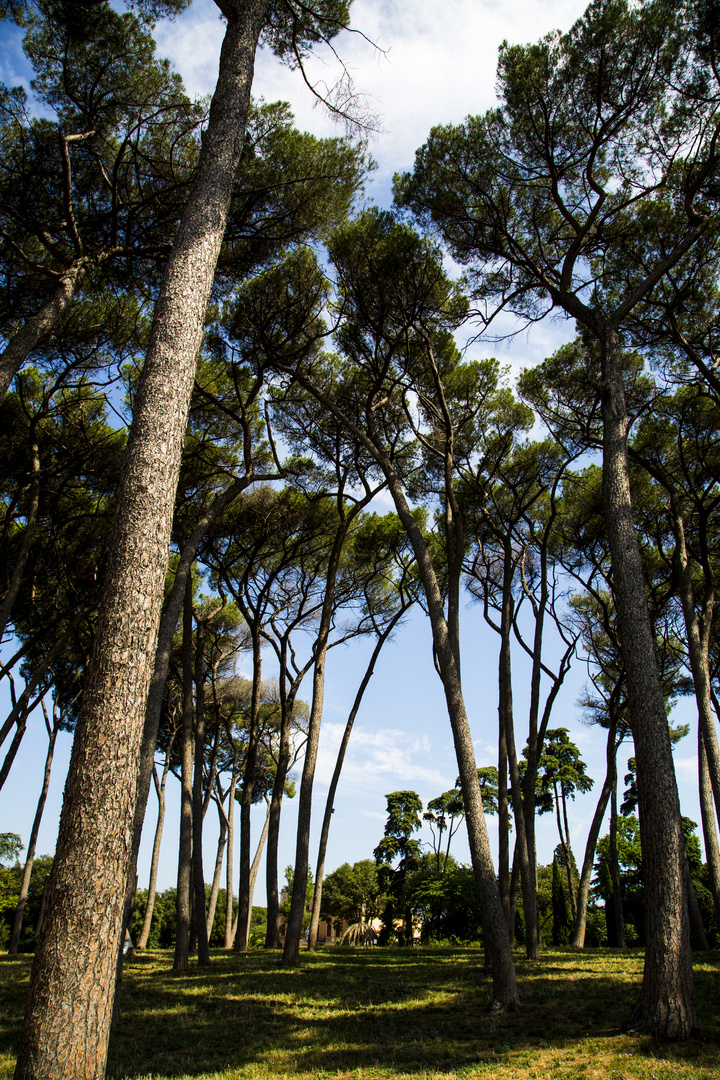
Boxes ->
[1,947,718,1079]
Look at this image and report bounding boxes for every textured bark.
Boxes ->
[698,727,720,929]
[0,262,86,401]
[601,327,693,1038]
[570,718,616,949]
[12,5,268,1071]
[8,706,57,954]
[174,579,196,973]
[0,440,40,642]
[307,617,401,948]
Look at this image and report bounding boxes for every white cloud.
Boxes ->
[315,720,449,793]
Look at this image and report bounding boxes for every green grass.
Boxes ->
[1,947,718,1079]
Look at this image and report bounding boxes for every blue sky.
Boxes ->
[0,0,705,908]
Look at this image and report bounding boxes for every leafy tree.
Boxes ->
[374,790,423,946]
[424,789,464,873]
[14,0,360,1062]
[0,834,22,863]
[398,0,720,1035]
[321,860,384,927]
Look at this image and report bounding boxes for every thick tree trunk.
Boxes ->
[601,326,693,1038]
[0,261,86,401]
[570,718,616,948]
[13,5,267,1073]
[174,579,196,973]
[8,716,57,954]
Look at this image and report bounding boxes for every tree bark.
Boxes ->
[608,775,626,950]
[12,4,269,1071]
[601,326,694,1038]
[224,765,239,948]
[206,809,228,943]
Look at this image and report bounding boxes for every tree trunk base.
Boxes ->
[622,987,695,1040]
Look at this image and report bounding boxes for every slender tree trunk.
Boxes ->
[12,7,268,1069]
[571,718,616,948]
[264,721,291,948]
[601,326,693,1038]
[670,500,720,827]
[291,372,519,1007]
[308,618,400,948]
[0,439,40,642]
[379,469,519,1007]
[497,662,511,929]
[137,765,168,950]
[192,620,210,965]
[609,773,626,949]
[0,261,86,401]
[698,727,720,929]
[174,579,196,973]
[246,797,271,938]
[282,531,345,965]
[8,710,57,954]
[560,788,577,923]
[224,766,239,948]
[205,814,228,944]
[235,633,262,952]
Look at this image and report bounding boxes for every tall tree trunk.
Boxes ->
[12,6,268,1072]
[379,469,519,1007]
[235,633,262,952]
[206,809,228,943]
[500,546,540,960]
[192,620,210,965]
[282,528,347,966]
[609,772,626,950]
[571,717,616,948]
[698,726,720,929]
[8,705,57,954]
[560,787,577,923]
[174,578,196,973]
[224,765,239,948]
[308,617,401,948]
[601,326,693,1038]
[670,499,720,826]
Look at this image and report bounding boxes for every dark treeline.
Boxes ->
[2,0,720,1076]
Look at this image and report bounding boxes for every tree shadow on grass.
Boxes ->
[1,948,718,1079]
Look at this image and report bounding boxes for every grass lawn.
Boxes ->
[1,946,718,1079]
